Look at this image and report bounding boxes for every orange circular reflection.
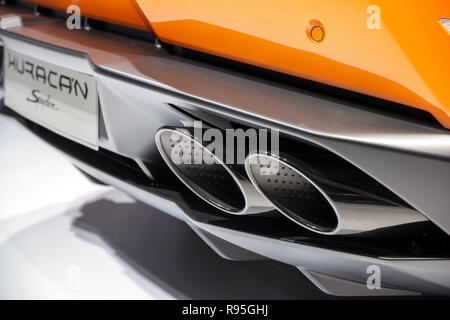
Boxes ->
[306,19,326,43]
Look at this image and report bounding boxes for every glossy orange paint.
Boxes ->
[26,0,151,31]
[26,0,450,128]
[135,0,450,128]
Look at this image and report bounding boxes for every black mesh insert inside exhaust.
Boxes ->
[247,155,338,233]
[157,129,246,213]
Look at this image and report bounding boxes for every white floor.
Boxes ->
[0,113,174,299]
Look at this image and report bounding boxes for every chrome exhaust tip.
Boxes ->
[245,153,339,233]
[155,128,272,215]
[245,153,427,235]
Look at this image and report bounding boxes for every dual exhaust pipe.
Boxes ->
[155,128,272,215]
[156,127,426,235]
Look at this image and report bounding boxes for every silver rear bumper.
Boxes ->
[1,4,450,296]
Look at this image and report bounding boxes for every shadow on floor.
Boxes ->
[74,198,330,299]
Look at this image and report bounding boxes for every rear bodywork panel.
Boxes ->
[1,2,450,296]
[27,0,450,128]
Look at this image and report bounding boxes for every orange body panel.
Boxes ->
[27,0,450,128]
[27,0,151,31]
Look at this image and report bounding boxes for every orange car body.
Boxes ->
[27,0,450,128]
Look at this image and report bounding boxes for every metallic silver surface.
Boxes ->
[7,107,448,295]
[155,128,272,214]
[298,269,419,296]
[1,5,450,295]
[189,225,266,261]
[0,9,448,235]
[245,154,427,235]
[52,151,450,296]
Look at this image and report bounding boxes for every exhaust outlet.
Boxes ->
[245,154,427,235]
[155,128,272,215]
